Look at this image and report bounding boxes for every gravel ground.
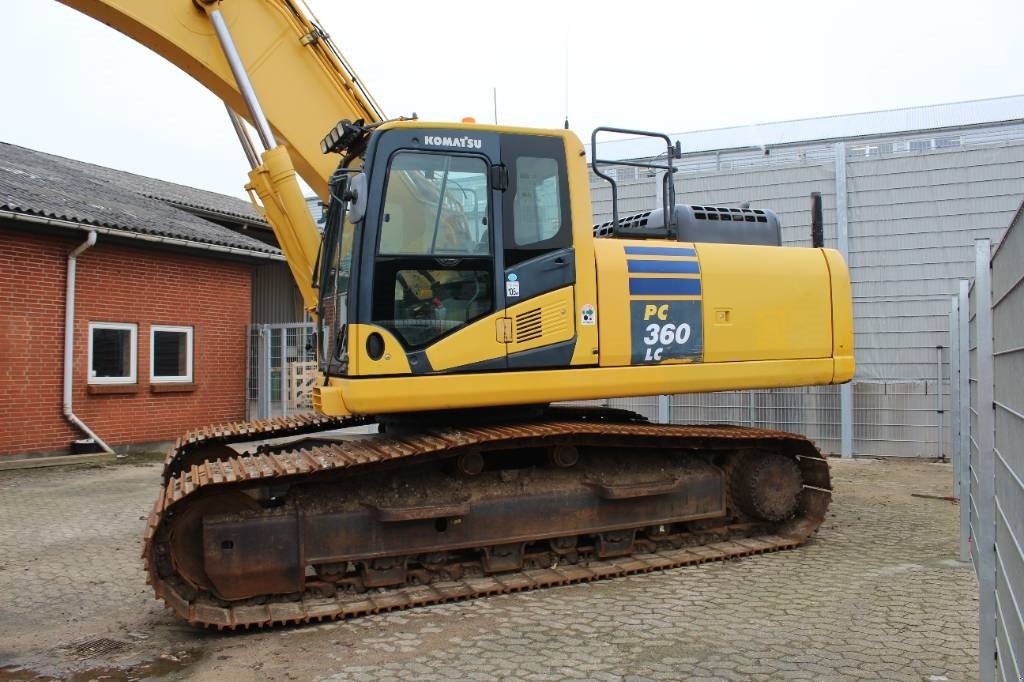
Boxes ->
[0,456,978,681]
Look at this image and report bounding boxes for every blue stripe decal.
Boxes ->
[624,246,697,257]
[629,277,702,296]
[627,259,700,274]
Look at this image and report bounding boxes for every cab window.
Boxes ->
[379,152,489,256]
[317,198,356,369]
[502,136,571,266]
[512,157,562,245]
[372,151,494,349]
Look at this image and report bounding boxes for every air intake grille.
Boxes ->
[691,205,768,223]
[593,210,651,237]
[515,308,543,343]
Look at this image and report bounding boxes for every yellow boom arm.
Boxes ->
[58,0,381,199]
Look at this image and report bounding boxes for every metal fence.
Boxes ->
[952,222,1024,680]
[247,323,316,420]
[670,386,840,452]
[667,380,951,458]
[574,380,946,458]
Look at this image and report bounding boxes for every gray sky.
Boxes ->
[2,0,1022,199]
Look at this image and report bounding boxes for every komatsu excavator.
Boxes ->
[56,0,853,628]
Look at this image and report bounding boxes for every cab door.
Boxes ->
[375,148,506,372]
[499,135,577,368]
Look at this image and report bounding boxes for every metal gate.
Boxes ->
[247,323,316,420]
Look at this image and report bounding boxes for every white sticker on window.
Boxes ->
[506,281,520,297]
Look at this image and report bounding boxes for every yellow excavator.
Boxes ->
[57,0,853,628]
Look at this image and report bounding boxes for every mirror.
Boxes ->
[347,172,368,223]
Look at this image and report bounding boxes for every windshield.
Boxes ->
[318,192,356,369]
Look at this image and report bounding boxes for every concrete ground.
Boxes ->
[0,457,977,681]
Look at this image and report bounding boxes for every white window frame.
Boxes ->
[150,325,194,383]
[87,322,138,385]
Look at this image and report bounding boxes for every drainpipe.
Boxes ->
[63,231,116,456]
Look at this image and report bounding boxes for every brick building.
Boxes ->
[0,141,289,458]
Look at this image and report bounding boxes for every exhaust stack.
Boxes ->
[811,192,824,248]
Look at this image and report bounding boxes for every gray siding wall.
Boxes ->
[252,262,305,324]
[848,145,1024,380]
[675,164,838,249]
[590,170,658,222]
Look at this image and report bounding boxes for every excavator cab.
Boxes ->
[317,124,583,384]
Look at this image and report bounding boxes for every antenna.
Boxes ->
[563,24,570,129]
[493,87,498,125]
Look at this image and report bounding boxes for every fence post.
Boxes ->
[279,326,288,418]
[957,280,970,563]
[840,384,853,458]
[257,324,271,420]
[974,239,996,682]
[948,297,959,496]
[657,395,670,424]
[245,324,253,421]
[834,142,853,459]
[935,344,944,460]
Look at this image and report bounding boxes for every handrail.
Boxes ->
[590,126,680,235]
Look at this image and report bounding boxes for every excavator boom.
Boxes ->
[57,0,384,312]
[58,0,382,200]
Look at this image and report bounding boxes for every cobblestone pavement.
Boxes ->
[0,457,978,681]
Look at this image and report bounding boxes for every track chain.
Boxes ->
[157,532,818,630]
[145,418,831,629]
[162,413,374,483]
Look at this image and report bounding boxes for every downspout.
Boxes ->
[63,231,116,456]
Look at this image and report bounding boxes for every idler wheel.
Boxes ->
[730,452,803,522]
[167,491,260,591]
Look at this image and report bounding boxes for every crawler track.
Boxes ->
[144,412,831,630]
[162,413,374,483]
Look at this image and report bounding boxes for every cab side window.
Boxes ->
[503,137,571,266]
[513,157,561,244]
